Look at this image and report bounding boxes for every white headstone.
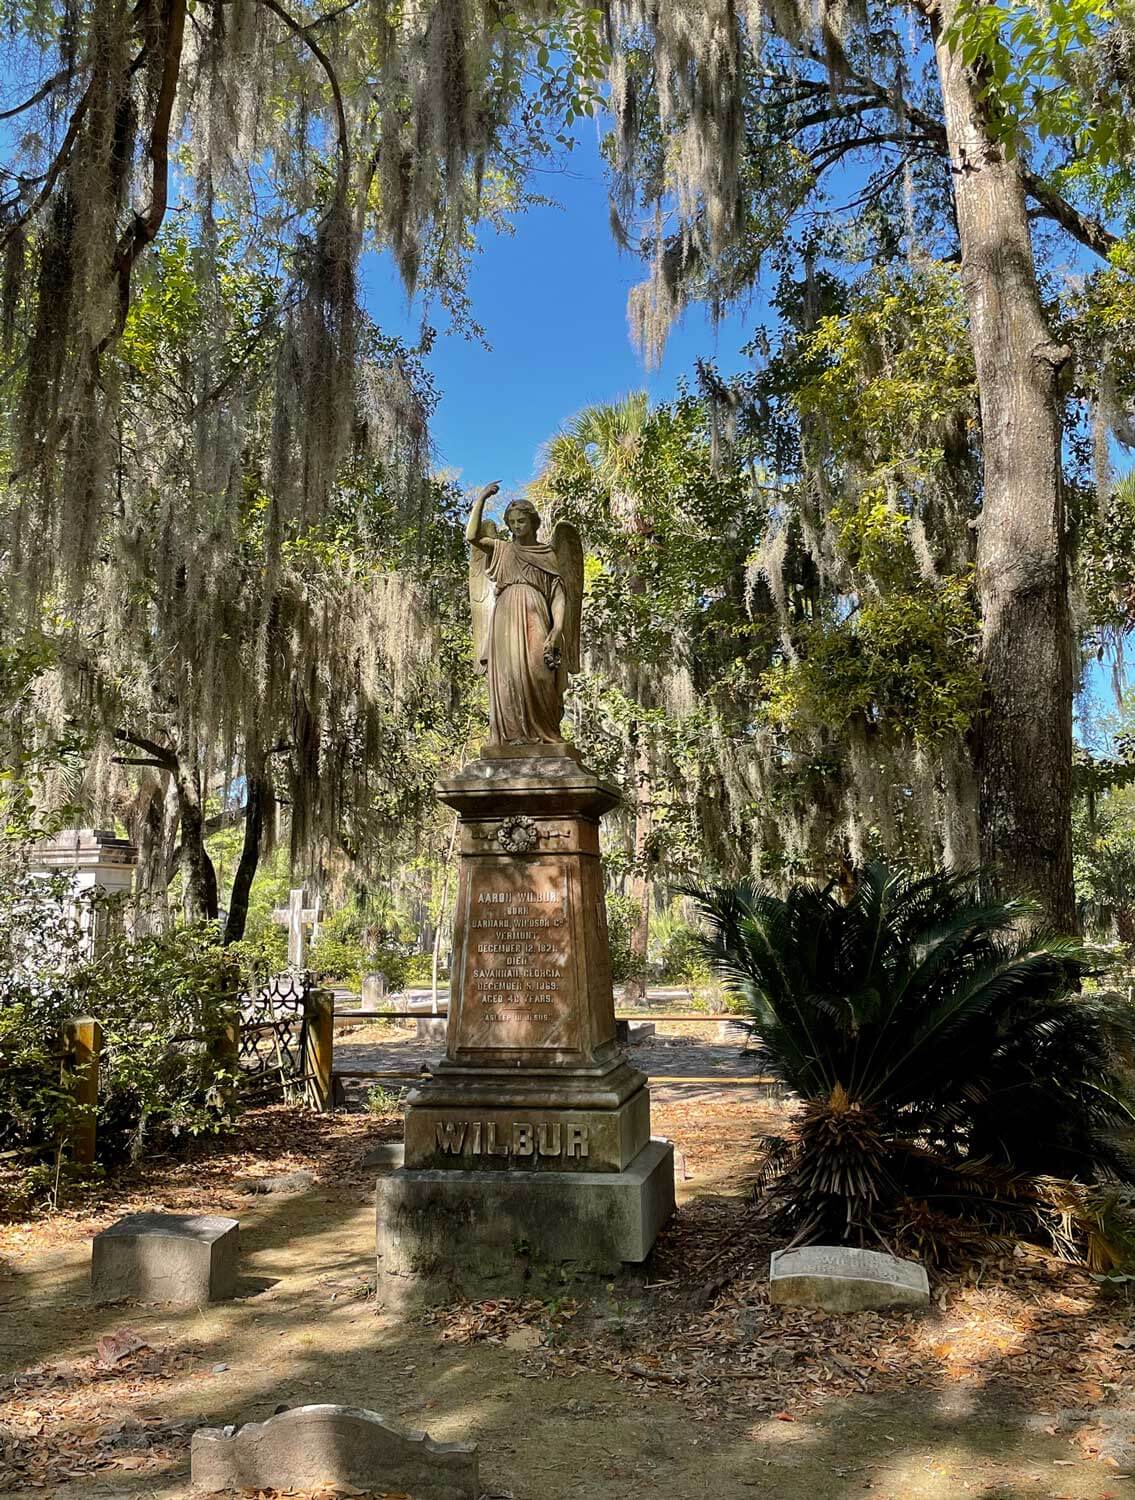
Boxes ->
[769,1244,929,1312]
[271,887,320,968]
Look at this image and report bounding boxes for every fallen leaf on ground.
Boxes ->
[95,1330,149,1368]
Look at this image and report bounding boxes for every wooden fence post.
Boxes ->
[61,1017,101,1166]
[304,989,334,1113]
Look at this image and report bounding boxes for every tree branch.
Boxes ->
[256,0,349,198]
[1019,165,1118,257]
[0,80,93,249]
[100,0,187,349]
[113,728,179,772]
[828,60,1119,259]
[0,70,71,122]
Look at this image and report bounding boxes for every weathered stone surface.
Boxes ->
[361,971,387,1005]
[404,993,450,1014]
[236,1170,314,1196]
[376,1137,675,1280]
[439,796,619,1068]
[358,1141,405,1171]
[92,1214,238,1305]
[190,1404,477,1499]
[403,1089,649,1173]
[391,748,674,1267]
[769,1245,929,1312]
[616,1019,656,1046]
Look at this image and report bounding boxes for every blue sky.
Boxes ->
[358,127,1129,715]
[360,129,758,496]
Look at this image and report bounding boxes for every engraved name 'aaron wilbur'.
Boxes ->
[435,1120,589,1159]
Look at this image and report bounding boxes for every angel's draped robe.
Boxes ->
[483,539,566,744]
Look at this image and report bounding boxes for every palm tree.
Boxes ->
[690,862,1135,1265]
[533,393,655,998]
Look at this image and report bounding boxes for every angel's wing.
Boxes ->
[469,518,499,672]
[551,520,584,674]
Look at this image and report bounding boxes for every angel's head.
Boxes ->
[504,498,541,544]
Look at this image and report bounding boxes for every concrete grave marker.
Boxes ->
[92,1213,238,1305]
[769,1244,929,1312]
[190,1404,478,1500]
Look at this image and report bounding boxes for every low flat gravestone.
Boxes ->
[92,1213,238,1305]
[191,1405,477,1500]
[769,1245,929,1313]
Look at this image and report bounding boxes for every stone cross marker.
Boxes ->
[271,887,320,968]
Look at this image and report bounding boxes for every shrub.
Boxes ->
[227,923,288,982]
[660,924,712,984]
[689,862,1135,1267]
[69,923,241,1163]
[362,946,409,991]
[402,953,442,987]
[1,861,243,1196]
[0,867,90,1169]
[309,932,366,987]
[606,892,645,985]
[366,1083,405,1116]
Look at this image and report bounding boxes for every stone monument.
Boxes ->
[376,484,674,1280]
[31,828,138,960]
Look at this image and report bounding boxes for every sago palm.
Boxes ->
[689,863,1135,1264]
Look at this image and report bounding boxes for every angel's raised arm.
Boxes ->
[466,481,500,556]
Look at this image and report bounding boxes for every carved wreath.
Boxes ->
[497,815,539,853]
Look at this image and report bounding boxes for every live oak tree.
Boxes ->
[596,0,1135,926]
[0,2,597,916]
[11,231,473,931]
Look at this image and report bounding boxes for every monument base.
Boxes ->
[375,1138,675,1282]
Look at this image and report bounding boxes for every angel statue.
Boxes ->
[466,481,583,745]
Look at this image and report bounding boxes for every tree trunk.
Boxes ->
[224,750,269,945]
[131,775,171,934]
[930,2,1076,929]
[1115,904,1135,965]
[624,727,653,1003]
[176,764,219,923]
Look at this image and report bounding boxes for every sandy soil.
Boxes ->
[3,1029,1135,1500]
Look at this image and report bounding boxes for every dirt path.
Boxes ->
[3,1091,1134,1500]
[333,1015,773,1110]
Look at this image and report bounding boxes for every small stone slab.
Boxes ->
[615,1019,656,1046]
[92,1213,238,1306]
[359,1141,405,1171]
[769,1245,929,1313]
[190,1404,478,1499]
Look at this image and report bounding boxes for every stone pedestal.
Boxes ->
[376,747,674,1282]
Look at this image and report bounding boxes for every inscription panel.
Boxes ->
[402,1091,650,1171]
[454,856,580,1054]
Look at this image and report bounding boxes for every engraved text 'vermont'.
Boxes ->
[460,867,571,1036]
